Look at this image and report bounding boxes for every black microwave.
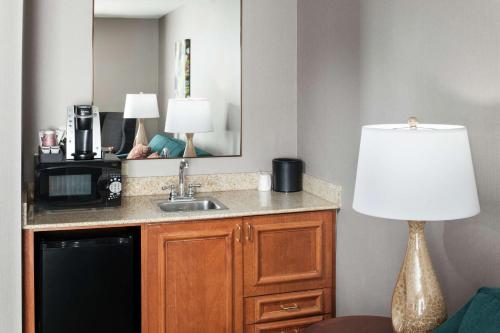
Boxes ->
[35,157,122,211]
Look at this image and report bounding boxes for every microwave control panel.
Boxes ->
[107,171,122,202]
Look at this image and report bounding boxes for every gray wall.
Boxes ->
[94,18,160,136]
[0,0,23,331]
[159,0,241,156]
[23,0,93,180]
[94,18,159,113]
[298,0,500,315]
[23,0,297,179]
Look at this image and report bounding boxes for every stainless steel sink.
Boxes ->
[155,197,228,213]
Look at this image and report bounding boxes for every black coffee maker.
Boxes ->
[66,105,102,160]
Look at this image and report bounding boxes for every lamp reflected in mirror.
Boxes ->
[165,98,213,158]
[123,93,159,146]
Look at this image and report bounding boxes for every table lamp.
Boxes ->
[165,98,213,158]
[124,93,159,146]
[353,118,480,333]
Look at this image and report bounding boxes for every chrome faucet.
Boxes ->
[162,159,202,202]
[178,159,189,197]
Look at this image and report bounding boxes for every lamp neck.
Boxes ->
[407,221,426,237]
[183,133,197,158]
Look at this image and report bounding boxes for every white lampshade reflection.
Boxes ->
[165,98,213,133]
[124,93,159,119]
[353,124,480,221]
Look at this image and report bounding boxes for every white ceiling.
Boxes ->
[95,0,187,19]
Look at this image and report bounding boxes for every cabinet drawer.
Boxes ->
[245,289,332,324]
[246,315,326,333]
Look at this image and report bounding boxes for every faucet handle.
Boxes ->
[162,185,177,200]
[187,183,202,197]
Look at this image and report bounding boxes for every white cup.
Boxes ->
[258,173,272,192]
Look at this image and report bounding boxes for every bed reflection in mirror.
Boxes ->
[93,0,241,160]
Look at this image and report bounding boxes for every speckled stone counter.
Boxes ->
[25,190,339,230]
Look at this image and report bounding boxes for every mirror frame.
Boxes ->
[91,0,243,159]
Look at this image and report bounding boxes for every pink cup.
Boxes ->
[41,130,57,147]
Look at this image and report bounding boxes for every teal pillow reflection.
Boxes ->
[148,134,211,158]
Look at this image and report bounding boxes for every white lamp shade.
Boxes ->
[123,93,159,119]
[165,98,213,133]
[353,124,480,221]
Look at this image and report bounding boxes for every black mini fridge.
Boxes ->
[35,229,140,333]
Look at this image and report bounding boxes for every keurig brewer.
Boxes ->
[66,105,102,160]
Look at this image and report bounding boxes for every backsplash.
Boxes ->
[123,172,342,207]
[303,174,342,207]
[122,172,260,196]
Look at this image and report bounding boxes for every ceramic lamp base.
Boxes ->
[392,221,447,333]
[183,133,197,158]
[133,118,149,146]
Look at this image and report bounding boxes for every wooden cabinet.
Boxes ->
[144,219,243,333]
[23,210,335,333]
[142,210,335,333]
[243,212,334,296]
[246,315,326,333]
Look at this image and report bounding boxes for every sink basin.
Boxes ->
[156,197,228,213]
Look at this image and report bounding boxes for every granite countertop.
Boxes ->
[24,190,339,230]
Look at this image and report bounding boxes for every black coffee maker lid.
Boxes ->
[75,105,93,117]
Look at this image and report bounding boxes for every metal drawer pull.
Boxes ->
[235,224,242,243]
[280,303,300,312]
[280,329,299,333]
[245,224,253,242]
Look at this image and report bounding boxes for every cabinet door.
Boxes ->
[243,212,334,296]
[144,219,243,333]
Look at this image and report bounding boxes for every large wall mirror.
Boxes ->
[93,0,241,160]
